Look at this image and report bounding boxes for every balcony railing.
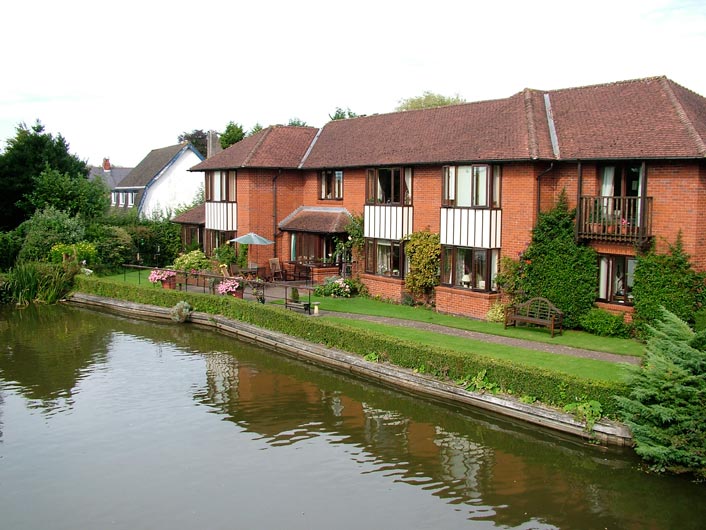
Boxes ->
[578,196,653,243]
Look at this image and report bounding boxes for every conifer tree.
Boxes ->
[616,308,706,479]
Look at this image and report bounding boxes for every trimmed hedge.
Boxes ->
[73,276,629,417]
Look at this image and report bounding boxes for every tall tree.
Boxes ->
[616,308,706,479]
[329,107,359,120]
[220,121,245,149]
[0,121,88,230]
[247,123,263,137]
[24,167,110,221]
[178,129,208,157]
[287,117,308,127]
[395,91,465,111]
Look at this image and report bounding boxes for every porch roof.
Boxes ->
[279,206,351,234]
[172,203,205,225]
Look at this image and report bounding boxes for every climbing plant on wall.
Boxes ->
[404,229,440,305]
[495,190,597,328]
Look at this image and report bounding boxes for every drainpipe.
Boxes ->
[536,163,554,216]
[273,170,281,258]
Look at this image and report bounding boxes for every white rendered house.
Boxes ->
[112,142,205,218]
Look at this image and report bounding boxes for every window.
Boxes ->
[206,170,236,202]
[366,168,412,205]
[127,192,135,208]
[364,239,404,277]
[320,170,343,200]
[443,164,500,208]
[111,192,118,206]
[118,192,125,207]
[440,246,498,291]
[290,233,337,263]
[598,255,635,305]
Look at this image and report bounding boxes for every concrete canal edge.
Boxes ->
[67,292,633,447]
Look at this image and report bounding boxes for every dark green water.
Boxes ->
[0,304,703,529]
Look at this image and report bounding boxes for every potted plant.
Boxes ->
[148,268,177,289]
[217,277,244,298]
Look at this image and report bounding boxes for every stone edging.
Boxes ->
[67,292,633,446]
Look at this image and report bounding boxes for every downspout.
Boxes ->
[576,161,583,241]
[273,170,281,258]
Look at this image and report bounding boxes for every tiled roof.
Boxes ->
[117,143,201,188]
[89,166,133,189]
[190,126,319,171]
[190,77,706,172]
[301,93,546,168]
[279,206,351,233]
[172,203,205,225]
[543,76,706,160]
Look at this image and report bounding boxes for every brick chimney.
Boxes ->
[102,158,111,171]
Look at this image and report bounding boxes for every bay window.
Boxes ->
[443,164,500,208]
[441,246,498,291]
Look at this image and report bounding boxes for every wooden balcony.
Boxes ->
[577,196,653,244]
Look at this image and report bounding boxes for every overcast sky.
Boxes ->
[1,0,704,167]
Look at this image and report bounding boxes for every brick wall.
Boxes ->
[435,286,499,319]
[361,274,406,302]
[499,162,538,259]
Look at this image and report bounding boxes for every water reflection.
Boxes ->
[0,304,110,413]
[192,341,702,529]
[1,304,703,530]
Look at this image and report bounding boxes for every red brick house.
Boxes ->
[190,76,706,320]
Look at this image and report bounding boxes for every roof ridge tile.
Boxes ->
[523,89,540,159]
[660,77,706,157]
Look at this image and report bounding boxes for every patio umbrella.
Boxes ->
[228,232,274,245]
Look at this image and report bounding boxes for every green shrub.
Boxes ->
[403,230,440,304]
[632,234,706,335]
[49,241,98,265]
[314,276,354,297]
[213,244,236,266]
[0,229,22,271]
[73,275,629,418]
[616,309,706,479]
[89,225,134,269]
[497,191,597,328]
[486,301,507,323]
[579,308,631,338]
[17,206,85,262]
[694,309,706,332]
[173,250,212,272]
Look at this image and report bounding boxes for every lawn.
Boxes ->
[311,296,644,358]
[102,269,644,360]
[322,316,632,383]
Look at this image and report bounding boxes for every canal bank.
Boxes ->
[67,292,633,446]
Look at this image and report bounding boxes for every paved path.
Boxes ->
[321,311,643,365]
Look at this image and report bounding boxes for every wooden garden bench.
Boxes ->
[285,299,311,314]
[504,297,564,337]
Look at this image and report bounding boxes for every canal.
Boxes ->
[0,304,703,529]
